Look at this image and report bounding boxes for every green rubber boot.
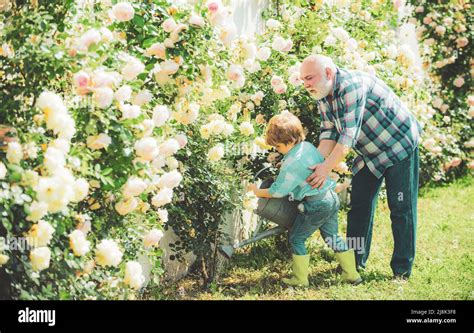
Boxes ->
[335,249,362,284]
[282,254,310,287]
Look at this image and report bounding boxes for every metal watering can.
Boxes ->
[219,166,300,259]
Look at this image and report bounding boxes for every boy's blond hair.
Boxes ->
[265,111,306,147]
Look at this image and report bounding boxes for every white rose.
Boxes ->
[6,142,23,164]
[166,157,179,170]
[157,208,168,222]
[100,27,114,43]
[95,239,123,267]
[69,230,90,257]
[50,138,70,154]
[162,18,177,33]
[94,86,114,109]
[207,144,224,162]
[120,103,141,120]
[160,60,180,75]
[115,85,132,102]
[271,36,290,52]
[123,176,147,198]
[145,43,166,59]
[30,247,51,272]
[189,13,205,27]
[152,156,166,171]
[251,91,264,105]
[219,22,237,47]
[112,2,135,22]
[159,139,180,157]
[143,229,164,248]
[140,119,155,137]
[124,261,145,289]
[266,18,282,30]
[256,47,271,61]
[92,70,121,88]
[87,133,112,150]
[331,27,349,41]
[27,220,54,248]
[36,91,69,135]
[432,97,443,109]
[243,59,261,74]
[159,170,182,189]
[43,147,66,173]
[324,34,337,46]
[243,192,258,211]
[0,162,7,179]
[78,29,101,51]
[239,122,254,136]
[435,25,446,36]
[135,137,159,161]
[115,197,138,215]
[152,105,170,127]
[72,178,89,203]
[151,188,173,207]
[132,90,153,106]
[0,254,9,266]
[122,57,145,81]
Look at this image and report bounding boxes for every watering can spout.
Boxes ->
[219,245,234,259]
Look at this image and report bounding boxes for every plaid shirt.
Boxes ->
[268,141,336,200]
[318,67,422,178]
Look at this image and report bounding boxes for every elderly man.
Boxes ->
[301,55,422,279]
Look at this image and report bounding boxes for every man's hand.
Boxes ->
[306,162,330,189]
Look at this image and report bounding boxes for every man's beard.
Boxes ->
[309,75,333,100]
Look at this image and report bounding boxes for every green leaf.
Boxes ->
[133,15,145,28]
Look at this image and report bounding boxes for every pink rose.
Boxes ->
[175,134,188,149]
[207,1,220,13]
[273,83,287,94]
[453,77,465,88]
[270,75,284,87]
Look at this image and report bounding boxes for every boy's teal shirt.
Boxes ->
[268,141,336,201]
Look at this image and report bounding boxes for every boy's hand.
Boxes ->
[246,183,258,193]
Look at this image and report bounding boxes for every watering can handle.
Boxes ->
[254,165,273,182]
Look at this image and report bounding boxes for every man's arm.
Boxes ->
[317,139,337,159]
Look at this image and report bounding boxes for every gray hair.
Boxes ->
[303,54,337,74]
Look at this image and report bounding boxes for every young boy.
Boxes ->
[247,112,361,286]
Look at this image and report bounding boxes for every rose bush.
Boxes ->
[0,0,470,299]
[408,0,473,182]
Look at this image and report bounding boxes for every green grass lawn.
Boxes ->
[158,175,474,300]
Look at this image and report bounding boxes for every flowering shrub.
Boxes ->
[0,0,470,299]
[408,0,473,182]
[0,0,245,298]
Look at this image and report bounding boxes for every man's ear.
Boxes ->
[325,67,332,80]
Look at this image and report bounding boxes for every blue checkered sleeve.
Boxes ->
[337,82,365,148]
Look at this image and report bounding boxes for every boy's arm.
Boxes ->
[249,186,273,198]
[247,159,305,198]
